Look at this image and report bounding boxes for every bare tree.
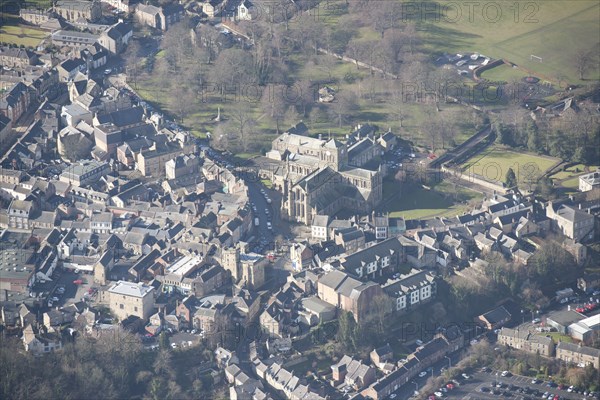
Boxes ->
[260,84,288,133]
[123,39,141,89]
[329,90,358,128]
[574,50,593,80]
[228,104,257,152]
[170,87,195,124]
[209,48,255,96]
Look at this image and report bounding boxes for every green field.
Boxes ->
[384,180,483,220]
[422,0,600,84]
[0,24,48,48]
[462,146,560,186]
[480,64,530,83]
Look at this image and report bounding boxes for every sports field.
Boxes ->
[422,0,600,84]
[461,146,560,186]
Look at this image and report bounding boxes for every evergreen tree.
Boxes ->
[336,311,359,351]
[526,121,542,153]
[505,167,518,189]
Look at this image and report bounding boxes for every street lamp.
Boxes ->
[412,381,418,392]
[444,355,451,369]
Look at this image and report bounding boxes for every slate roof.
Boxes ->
[96,106,144,128]
[556,342,600,358]
[481,305,511,325]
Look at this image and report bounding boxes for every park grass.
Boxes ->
[461,145,560,185]
[384,180,483,220]
[0,24,48,48]
[420,0,600,84]
[480,64,530,83]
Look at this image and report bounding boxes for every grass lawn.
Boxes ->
[560,177,580,189]
[480,64,530,83]
[550,164,599,180]
[383,180,483,220]
[462,146,560,185]
[545,332,573,344]
[0,24,48,48]
[420,0,600,84]
[260,178,273,189]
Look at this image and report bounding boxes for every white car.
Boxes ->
[266,222,272,230]
[389,394,397,399]
[418,371,427,378]
[501,371,511,377]
[462,373,470,380]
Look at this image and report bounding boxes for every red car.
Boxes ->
[446,383,455,390]
[576,306,586,313]
[73,279,83,285]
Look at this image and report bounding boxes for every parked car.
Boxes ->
[418,371,428,378]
